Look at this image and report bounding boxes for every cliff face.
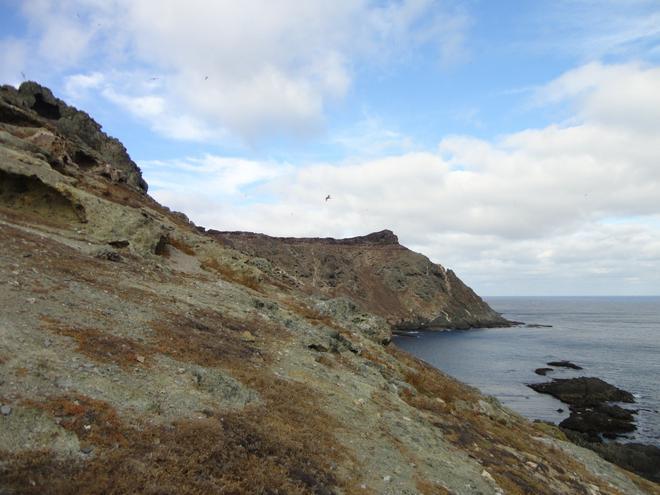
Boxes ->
[0,82,147,191]
[1,84,658,495]
[212,230,509,332]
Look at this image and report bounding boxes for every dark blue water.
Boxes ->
[394,296,660,446]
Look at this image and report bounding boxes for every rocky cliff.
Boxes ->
[0,82,147,191]
[1,83,658,495]
[211,230,509,332]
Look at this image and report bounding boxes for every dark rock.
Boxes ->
[559,404,636,441]
[592,442,660,483]
[526,323,553,328]
[108,240,130,248]
[562,429,660,483]
[535,367,554,376]
[96,250,122,262]
[546,360,583,370]
[528,377,634,407]
[529,377,637,442]
[308,343,330,353]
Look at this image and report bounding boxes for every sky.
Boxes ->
[1,0,660,296]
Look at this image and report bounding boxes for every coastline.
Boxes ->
[394,296,660,482]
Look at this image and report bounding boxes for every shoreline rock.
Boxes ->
[546,360,583,370]
[535,367,554,376]
[528,377,634,407]
[528,374,660,482]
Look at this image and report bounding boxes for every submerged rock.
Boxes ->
[535,367,554,376]
[546,360,583,370]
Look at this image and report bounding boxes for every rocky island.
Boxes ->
[1,82,658,494]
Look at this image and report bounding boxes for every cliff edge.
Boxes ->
[211,229,510,332]
[1,83,657,494]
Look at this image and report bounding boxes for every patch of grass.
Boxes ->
[282,300,346,333]
[3,374,351,495]
[1,415,336,494]
[415,477,453,495]
[25,394,127,448]
[315,354,337,368]
[167,237,196,256]
[41,317,152,369]
[150,308,283,368]
[402,366,476,406]
[201,257,263,292]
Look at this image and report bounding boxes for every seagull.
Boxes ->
[325,195,331,202]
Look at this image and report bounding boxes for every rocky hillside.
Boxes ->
[0,82,658,495]
[211,230,509,332]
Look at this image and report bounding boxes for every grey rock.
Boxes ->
[1,405,12,416]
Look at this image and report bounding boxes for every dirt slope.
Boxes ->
[0,82,658,495]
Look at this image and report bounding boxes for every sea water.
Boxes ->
[393,296,660,446]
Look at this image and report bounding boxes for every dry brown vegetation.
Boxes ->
[1,413,338,494]
[201,257,263,292]
[25,394,127,448]
[282,300,345,333]
[41,317,153,369]
[415,477,453,495]
[390,346,478,407]
[150,308,285,368]
[2,369,354,495]
[167,236,196,256]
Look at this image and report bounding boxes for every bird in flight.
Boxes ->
[325,195,331,202]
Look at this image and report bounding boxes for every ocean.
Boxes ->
[393,296,660,447]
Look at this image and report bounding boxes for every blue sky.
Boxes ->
[2,0,660,295]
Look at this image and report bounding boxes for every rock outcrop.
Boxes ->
[0,82,147,191]
[1,84,658,494]
[211,229,510,332]
[529,377,638,441]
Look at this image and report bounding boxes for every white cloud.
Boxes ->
[534,62,660,132]
[64,72,105,99]
[12,0,469,142]
[525,0,660,61]
[143,62,660,294]
[332,116,417,157]
[142,154,291,196]
[0,38,27,86]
